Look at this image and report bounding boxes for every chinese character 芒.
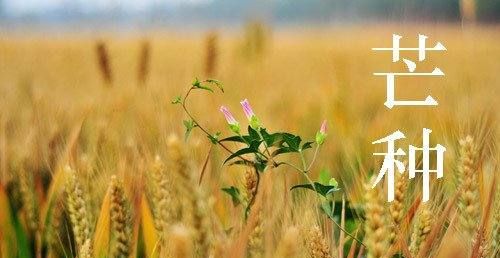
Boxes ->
[372,34,446,109]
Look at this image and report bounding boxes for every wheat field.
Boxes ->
[0,24,498,258]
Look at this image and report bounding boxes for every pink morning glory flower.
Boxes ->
[220,106,240,134]
[240,99,255,120]
[240,99,260,129]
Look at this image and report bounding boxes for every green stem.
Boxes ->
[279,161,317,193]
[325,207,366,248]
[181,86,252,163]
[305,144,320,172]
[254,129,279,168]
[299,151,307,171]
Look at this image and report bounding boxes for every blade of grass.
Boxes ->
[470,174,496,258]
[94,190,111,257]
[140,194,158,258]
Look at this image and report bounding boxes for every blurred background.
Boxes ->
[1,0,499,31]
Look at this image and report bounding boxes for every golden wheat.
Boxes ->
[305,225,332,258]
[95,40,113,86]
[204,32,218,77]
[109,175,131,258]
[409,204,433,256]
[137,40,151,87]
[18,166,39,233]
[78,239,93,258]
[364,180,389,258]
[64,166,92,253]
[457,136,480,236]
[149,155,175,238]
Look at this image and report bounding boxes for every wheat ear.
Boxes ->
[457,136,480,236]
[65,166,92,253]
[305,225,332,258]
[109,175,131,258]
[364,179,389,258]
[409,204,433,256]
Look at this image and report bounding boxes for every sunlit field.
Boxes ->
[0,24,498,258]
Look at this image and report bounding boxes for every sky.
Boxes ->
[2,0,211,14]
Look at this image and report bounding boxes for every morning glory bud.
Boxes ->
[315,120,327,145]
[329,177,338,188]
[240,99,260,129]
[220,106,240,134]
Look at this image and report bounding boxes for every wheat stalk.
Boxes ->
[109,175,131,258]
[243,168,258,208]
[64,166,92,253]
[247,210,264,258]
[149,155,175,238]
[78,239,93,258]
[137,40,151,87]
[409,204,433,256]
[204,32,218,77]
[457,136,480,236]
[305,225,332,258]
[390,169,407,225]
[166,135,212,257]
[363,179,389,258]
[95,41,113,86]
[18,165,39,233]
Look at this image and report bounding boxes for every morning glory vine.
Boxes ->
[171,78,366,245]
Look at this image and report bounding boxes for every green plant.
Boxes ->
[172,78,365,246]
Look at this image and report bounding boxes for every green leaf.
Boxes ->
[282,133,302,151]
[205,79,224,92]
[171,96,182,104]
[224,147,257,164]
[220,135,250,143]
[227,160,254,167]
[301,141,313,151]
[248,126,260,142]
[183,119,197,141]
[221,186,241,206]
[192,78,214,92]
[271,147,295,156]
[260,128,283,146]
[198,85,214,92]
[248,139,262,150]
[290,182,340,197]
[192,77,201,87]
